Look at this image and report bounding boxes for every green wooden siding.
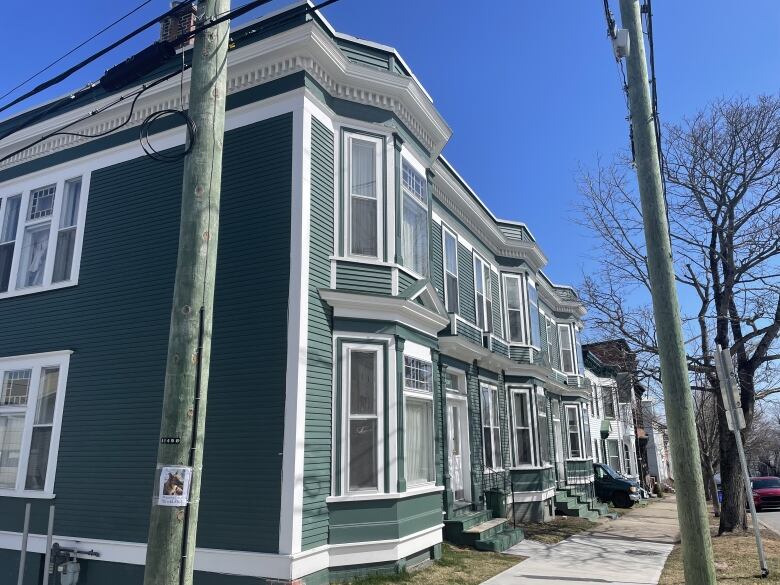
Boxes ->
[490,271,502,337]
[336,261,392,295]
[398,269,418,294]
[0,115,292,553]
[430,223,445,303]
[302,118,335,550]
[457,243,476,323]
[510,467,556,492]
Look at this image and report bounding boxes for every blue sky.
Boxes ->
[2,0,779,286]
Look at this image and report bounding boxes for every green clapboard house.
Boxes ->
[0,3,608,583]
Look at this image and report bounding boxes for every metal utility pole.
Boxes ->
[143,0,230,583]
[616,0,716,582]
[714,345,769,578]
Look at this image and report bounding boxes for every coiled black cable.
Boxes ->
[139,108,196,163]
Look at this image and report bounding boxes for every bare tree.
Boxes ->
[578,95,780,534]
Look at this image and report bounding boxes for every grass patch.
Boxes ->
[660,511,780,584]
[346,544,521,585]
[521,516,596,544]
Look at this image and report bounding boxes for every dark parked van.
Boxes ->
[594,462,641,508]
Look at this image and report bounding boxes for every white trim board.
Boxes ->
[0,524,444,580]
[511,487,556,503]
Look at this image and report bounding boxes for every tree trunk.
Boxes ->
[716,390,747,533]
[702,458,720,517]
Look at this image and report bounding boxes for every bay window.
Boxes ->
[527,280,541,347]
[545,317,556,365]
[511,388,533,466]
[346,134,382,258]
[442,226,459,313]
[565,404,583,459]
[536,391,551,465]
[503,274,525,342]
[404,356,434,486]
[558,324,575,374]
[0,351,70,495]
[401,160,428,276]
[0,175,86,297]
[344,345,383,493]
[481,383,502,469]
[474,255,492,332]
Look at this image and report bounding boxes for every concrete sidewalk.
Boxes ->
[481,497,679,585]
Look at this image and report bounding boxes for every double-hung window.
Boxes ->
[0,176,85,296]
[623,443,632,474]
[401,160,429,276]
[558,324,575,374]
[527,279,541,347]
[474,255,492,332]
[565,404,583,459]
[503,274,525,342]
[536,391,551,465]
[404,356,434,486]
[606,439,621,471]
[0,351,70,495]
[344,345,383,493]
[346,134,382,258]
[603,386,617,419]
[480,383,502,469]
[442,227,459,313]
[581,407,593,458]
[511,388,533,466]
[545,317,556,364]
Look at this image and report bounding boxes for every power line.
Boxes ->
[0,0,153,105]
[0,0,195,116]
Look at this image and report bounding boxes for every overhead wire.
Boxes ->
[0,0,153,106]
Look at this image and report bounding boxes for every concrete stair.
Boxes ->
[554,488,608,521]
[444,506,524,552]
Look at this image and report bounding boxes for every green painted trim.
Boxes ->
[396,336,406,492]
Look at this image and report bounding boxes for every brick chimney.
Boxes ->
[160,1,197,47]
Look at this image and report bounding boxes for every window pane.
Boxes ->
[35,367,59,425]
[405,399,433,484]
[446,372,462,392]
[476,294,485,330]
[351,140,376,199]
[444,231,457,274]
[481,386,491,426]
[52,228,77,283]
[28,185,56,220]
[24,427,52,491]
[537,397,550,466]
[483,428,494,468]
[474,260,484,292]
[0,415,24,488]
[491,389,500,426]
[528,284,541,347]
[402,161,427,205]
[506,277,521,309]
[60,179,82,228]
[349,420,377,490]
[350,351,376,415]
[17,223,50,288]
[516,429,532,465]
[567,407,582,458]
[1,369,31,406]
[445,274,459,313]
[514,393,528,427]
[404,357,432,392]
[1,195,21,242]
[0,243,13,293]
[492,428,502,467]
[402,194,428,275]
[350,196,377,256]
[508,310,524,342]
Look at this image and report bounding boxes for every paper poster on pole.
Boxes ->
[156,465,192,507]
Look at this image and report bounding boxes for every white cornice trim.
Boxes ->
[0,22,451,171]
[320,289,449,338]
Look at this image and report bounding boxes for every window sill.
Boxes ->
[0,490,55,499]
[0,280,77,301]
[326,484,443,503]
[507,465,552,471]
[483,468,505,474]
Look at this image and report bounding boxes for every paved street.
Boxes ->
[760,510,780,536]
[481,498,679,585]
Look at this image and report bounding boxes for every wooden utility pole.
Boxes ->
[617,0,716,582]
[143,0,230,583]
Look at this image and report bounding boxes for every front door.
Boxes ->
[448,400,471,502]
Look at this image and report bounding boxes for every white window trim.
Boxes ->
[402,354,435,488]
[535,387,551,467]
[503,273,526,344]
[510,387,535,468]
[564,404,584,460]
[441,224,459,314]
[343,132,384,262]
[444,367,466,395]
[0,350,71,498]
[341,343,385,496]
[0,169,90,300]
[480,382,503,471]
[400,156,429,278]
[473,254,492,332]
[558,323,576,375]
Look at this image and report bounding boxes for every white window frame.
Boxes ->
[344,133,384,261]
[444,368,466,394]
[400,155,429,277]
[480,382,502,471]
[510,387,535,468]
[341,343,385,495]
[473,254,492,332]
[0,170,90,300]
[558,323,576,374]
[403,355,435,487]
[564,404,585,459]
[603,385,617,419]
[545,315,556,364]
[0,350,71,498]
[503,273,527,343]
[535,388,551,466]
[441,225,459,314]
[606,438,621,471]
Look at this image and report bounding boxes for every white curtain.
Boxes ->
[402,193,429,275]
[405,399,432,484]
[350,139,377,256]
[18,225,49,288]
[0,415,24,488]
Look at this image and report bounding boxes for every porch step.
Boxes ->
[443,509,493,542]
[449,517,506,546]
[474,526,525,552]
[451,501,474,518]
[554,491,599,521]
